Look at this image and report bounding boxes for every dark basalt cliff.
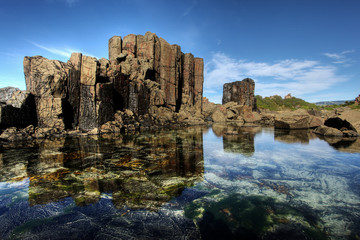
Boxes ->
[222,78,256,110]
[21,32,204,132]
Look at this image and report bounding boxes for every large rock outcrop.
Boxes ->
[274,109,324,129]
[355,94,360,105]
[222,78,256,110]
[0,88,37,129]
[20,32,204,132]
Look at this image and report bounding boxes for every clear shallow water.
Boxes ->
[0,125,360,239]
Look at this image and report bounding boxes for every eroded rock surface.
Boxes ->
[222,78,256,110]
[18,32,205,133]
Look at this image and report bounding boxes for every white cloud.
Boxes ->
[29,41,98,59]
[204,52,349,102]
[323,50,355,64]
[45,0,80,7]
[181,0,198,17]
[30,41,73,58]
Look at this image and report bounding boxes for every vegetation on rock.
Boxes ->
[255,95,318,111]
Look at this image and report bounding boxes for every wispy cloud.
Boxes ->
[323,50,355,64]
[29,41,98,59]
[30,41,73,58]
[45,0,80,7]
[205,52,349,102]
[181,0,198,17]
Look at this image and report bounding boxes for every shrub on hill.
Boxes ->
[255,95,318,111]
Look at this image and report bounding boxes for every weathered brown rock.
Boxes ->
[0,87,20,103]
[194,58,204,114]
[222,78,256,110]
[108,36,122,62]
[274,109,311,129]
[67,53,82,128]
[36,97,65,129]
[284,93,292,99]
[23,56,68,98]
[122,34,137,57]
[313,125,344,137]
[211,110,226,123]
[3,32,204,137]
[80,56,97,86]
[79,85,96,131]
[333,109,360,133]
[0,90,37,129]
[355,94,360,105]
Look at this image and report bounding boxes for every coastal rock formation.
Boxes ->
[313,109,360,137]
[0,87,20,103]
[284,93,292,99]
[0,88,37,129]
[355,94,360,105]
[222,78,256,110]
[19,32,204,132]
[274,109,323,129]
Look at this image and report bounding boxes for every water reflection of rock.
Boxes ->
[274,129,317,144]
[212,124,261,156]
[321,136,360,153]
[0,128,204,211]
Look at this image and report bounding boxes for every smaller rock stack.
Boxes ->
[284,93,292,99]
[222,78,257,111]
[355,94,360,105]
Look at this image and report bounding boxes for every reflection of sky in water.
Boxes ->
[202,127,360,237]
[1,127,360,239]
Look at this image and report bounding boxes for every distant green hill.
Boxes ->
[255,95,318,111]
[314,100,352,106]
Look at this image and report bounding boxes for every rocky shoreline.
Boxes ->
[1,32,359,143]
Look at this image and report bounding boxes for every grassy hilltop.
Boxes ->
[255,95,360,111]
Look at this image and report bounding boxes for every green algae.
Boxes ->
[185,193,329,239]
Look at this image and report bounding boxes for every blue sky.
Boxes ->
[0,0,359,103]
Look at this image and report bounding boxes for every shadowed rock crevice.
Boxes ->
[324,117,356,132]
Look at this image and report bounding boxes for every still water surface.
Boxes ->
[0,125,360,239]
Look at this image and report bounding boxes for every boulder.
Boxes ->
[313,125,344,137]
[238,105,262,123]
[211,110,226,123]
[274,109,312,129]
[0,90,37,129]
[333,109,360,133]
[0,87,20,103]
[202,97,217,119]
[309,116,324,128]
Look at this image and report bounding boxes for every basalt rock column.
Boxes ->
[19,32,204,132]
[79,56,97,130]
[222,78,256,110]
[194,58,204,114]
[108,36,122,63]
[23,56,69,129]
[67,53,82,128]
